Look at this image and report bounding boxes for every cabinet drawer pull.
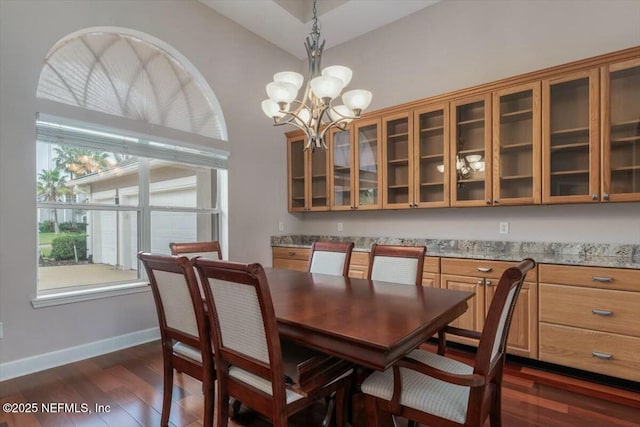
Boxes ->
[288,251,296,256]
[591,309,613,316]
[477,267,492,273]
[591,351,613,360]
[592,276,613,283]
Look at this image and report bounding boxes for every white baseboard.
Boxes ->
[0,327,160,382]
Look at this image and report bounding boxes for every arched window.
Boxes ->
[34,28,228,303]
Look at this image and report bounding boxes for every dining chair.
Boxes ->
[360,258,536,427]
[308,240,355,277]
[193,258,353,427]
[367,244,427,286]
[138,252,215,427]
[170,240,223,260]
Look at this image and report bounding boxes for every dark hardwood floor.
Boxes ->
[1,341,638,427]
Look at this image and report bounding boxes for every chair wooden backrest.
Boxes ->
[138,252,214,427]
[367,244,426,286]
[170,241,223,260]
[308,241,355,277]
[193,258,352,427]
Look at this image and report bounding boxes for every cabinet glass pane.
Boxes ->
[290,139,305,209]
[332,129,352,207]
[309,149,328,208]
[608,65,640,195]
[549,78,590,197]
[455,101,487,201]
[498,90,534,199]
[417,110,445,203]
[386,118,410,204]
[358,124,379,207]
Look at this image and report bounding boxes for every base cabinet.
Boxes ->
[539,264,640,382]
[272,247,310,271]
[441,258,539,359]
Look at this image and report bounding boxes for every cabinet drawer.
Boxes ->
[539,323,640,382]
[539,264,639,292]
[272,247,310,261]
[348,252,369,279]
[540,284,640,337]
[441,258,538,281]
[424,256,440,274]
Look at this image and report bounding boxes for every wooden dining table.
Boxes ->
[265,268,474,371]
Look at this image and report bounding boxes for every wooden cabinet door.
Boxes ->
[601,58,640,202]
[485,280,538,359]
[451,94,493,207]
[288,135,307,212]
[441,274,485,343]
[329,126,355,210]
[354,118,382,210]
[492,82,541,205]
[414,103,450,208]
[308,142,330,211]
[383,111,414,209]
[542,69,600,203]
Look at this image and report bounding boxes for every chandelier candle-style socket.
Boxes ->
[261,0,372,151]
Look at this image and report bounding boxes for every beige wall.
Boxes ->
[282,0,640,244]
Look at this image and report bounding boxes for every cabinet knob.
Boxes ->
[603,193,610,201]
[591,351,613,360]
[591,309,613,316]
[494,199,499,204]
[485,280,492,287]
[485,199,491,205]
[591,194,598,201]
[477,280,484,286]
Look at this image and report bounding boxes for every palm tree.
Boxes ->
[37,168,69,233]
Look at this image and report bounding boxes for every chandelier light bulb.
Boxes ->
[342,89,372,113]
[322,65,353,88]
[261,99,285,119]
[298,107,311,125]
[328,105,354,124]
[266,81,298,104]
[273,71,304,90]
[310,75,344,101]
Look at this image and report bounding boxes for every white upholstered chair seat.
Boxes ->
[229,366,304,403]
[370,256,419,285]
[173,342,203,363]
[309,251,348,276]
[361,349,473,424]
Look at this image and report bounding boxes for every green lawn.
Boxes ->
[39,232,56,245]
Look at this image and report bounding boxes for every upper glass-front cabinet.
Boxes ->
[287,134,329,212]
[451,94,492,207]
[383,112,413,208]
[542,69,600,203]
[329,119,382,210]
[601,58,640,202]
[492,82,541,205]
[414,103,450,207]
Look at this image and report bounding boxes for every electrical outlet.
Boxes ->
[278,222,285,232]
[499,222,509,234]
[337,222,343,232]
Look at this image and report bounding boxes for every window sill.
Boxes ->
[31,282,150,308]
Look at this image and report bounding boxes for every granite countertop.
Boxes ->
[271,235,640,269]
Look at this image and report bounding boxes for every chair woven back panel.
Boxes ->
[309,251,347,276]
[155,270,199,337]
[371,256,418,285]
[207,277,269,363]
[490,284,518,362]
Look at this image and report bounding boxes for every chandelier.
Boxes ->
[261,0,372,151]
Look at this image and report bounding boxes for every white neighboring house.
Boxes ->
[68,159,213,271]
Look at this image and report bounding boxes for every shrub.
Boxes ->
[50,234,87,261]
[39,220,55,233]
[59,222,87,233]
